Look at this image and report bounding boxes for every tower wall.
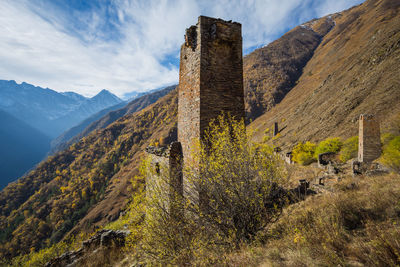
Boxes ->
[358,114,381,163]
[178,16,244,163]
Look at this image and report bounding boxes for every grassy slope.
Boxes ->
[227,173,400,266]
[243,16,333,121]
[251,0,400,149]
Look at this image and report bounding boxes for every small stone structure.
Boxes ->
[284,151,294,164]
[45,230,129,267]
[318,152,336,167]
[358,114,381,163]
[145,142,183,217]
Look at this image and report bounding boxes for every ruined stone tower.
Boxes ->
[146,16,244,214]
[358,114,381,163]
[178,16,245,163]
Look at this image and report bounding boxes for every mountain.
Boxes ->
[122,86,169,101]
[51,85,176,153]
[61,92,87,103]
[121,91,146,101]
[0,109,50,190]
[50,89,124,137]
[0,0,399,261]
[250,0,400,148]
[50,102,127,153]
[244,15,336,121]
[0,80,123,138]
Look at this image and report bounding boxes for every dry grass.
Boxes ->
[226,173,400,266]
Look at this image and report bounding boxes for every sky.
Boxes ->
[0,0,364,98]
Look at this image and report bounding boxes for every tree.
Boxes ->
[314,137,343,159]
[292,141,316,165]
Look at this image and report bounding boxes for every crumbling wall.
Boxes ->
[145,142,183,216]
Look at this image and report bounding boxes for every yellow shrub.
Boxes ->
[137,115,287,265]
[314,137,342,159]
[381,136,400,171]
[292,141,316,165]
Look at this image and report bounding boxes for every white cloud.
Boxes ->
[0,0,364,97]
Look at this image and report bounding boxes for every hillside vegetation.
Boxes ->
[0,0,399,263]
[0,91,177,259]
[225,173,400,266]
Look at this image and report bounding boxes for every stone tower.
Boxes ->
[178,16,245,164]
[358,114,381,163]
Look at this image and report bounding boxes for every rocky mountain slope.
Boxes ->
[0,0,399,261]
[244,14,336,121]
[251,0,400,148]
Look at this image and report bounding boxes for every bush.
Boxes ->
[137,115,287,265]
[381,136,400,172]
[340,136,358,162]
[314,137,343,159]
[292,141,316,165]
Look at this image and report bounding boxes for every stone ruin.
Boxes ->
[144,16,387,218]
[352,114,382,175]
[145,16,245,213]
[45,229,129,267]
[145,142,183,217]
[358,114,381,163]
[318,152,336,166]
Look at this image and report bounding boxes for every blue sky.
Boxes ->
[0,0,364,97]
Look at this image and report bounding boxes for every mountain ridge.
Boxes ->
[0,80,124,138]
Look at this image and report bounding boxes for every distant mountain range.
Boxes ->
[0,80,174,190]
[0,80,124,138]
[0,80,124,189]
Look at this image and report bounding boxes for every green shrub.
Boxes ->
[340,136,358,162]
[292,141,316,165]
[314,137,343,159]
[381,132,396,146]
[381,136,400,172]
